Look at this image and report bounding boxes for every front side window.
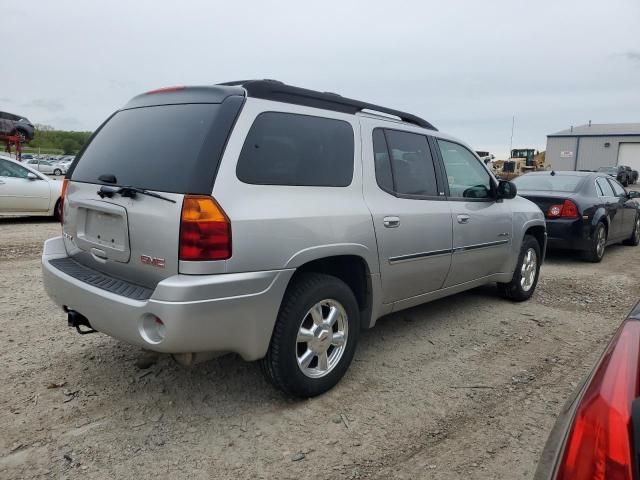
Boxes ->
[438,140,492,199]
[237,112,354,187]
[596,177,615,197]
[372,129,438,197]
[0,159,30,179]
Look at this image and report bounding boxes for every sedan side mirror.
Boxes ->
[27,172,39,181]
[628,190,640,199]
[497,180,517,199]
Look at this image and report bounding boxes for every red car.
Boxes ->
[535,301,640,479]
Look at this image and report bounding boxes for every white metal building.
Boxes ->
[546,123,640,171]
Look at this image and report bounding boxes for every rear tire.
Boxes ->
[497,234,541,302]
[624,215,640,246]
[260,273,360,397]
[53,168,62,176]
[583,222,607,262]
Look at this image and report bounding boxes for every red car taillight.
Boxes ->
[554,319,640,480]
[547,199,579,219]
[179,195,231,261]
[59,179,69,225]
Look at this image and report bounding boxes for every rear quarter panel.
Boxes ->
[212,98,379,275]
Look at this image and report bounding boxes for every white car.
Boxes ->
[24,158,67,175]
[0,155,63,218]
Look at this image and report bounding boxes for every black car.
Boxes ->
[514,171,640,262]
[598,165,632,186]
[535,301,640,480]
[622,165,639,184]
[0,111,35,142]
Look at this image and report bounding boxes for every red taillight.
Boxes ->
[547,199,579,219]
[555,319,640,480]
[179,195,231,261]
[59,179,69,225]
[145,86,185,95]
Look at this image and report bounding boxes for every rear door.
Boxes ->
[363,126,452,303]
[596,177,624,238]
[64,97,243,287]
[435,139,512,287]
[0,159,50,212]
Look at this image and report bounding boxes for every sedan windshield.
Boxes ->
[514,174,583,192]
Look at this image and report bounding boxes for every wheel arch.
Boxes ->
[287,254,375,331]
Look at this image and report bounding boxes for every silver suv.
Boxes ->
[42,80,546,397]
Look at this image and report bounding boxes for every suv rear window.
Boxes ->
[236,112,354,187]
[71,103,239,194]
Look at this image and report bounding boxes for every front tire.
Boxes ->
[260,273,360,397]
[583,222,607,262]
[624,215,640,246]
[497,234,541,302]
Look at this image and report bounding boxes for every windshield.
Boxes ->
[514,174,584,192]
[70,103,235,194]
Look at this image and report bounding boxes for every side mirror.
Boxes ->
[27,172,39,181]
[628,191,640,199]
[497,180,517,199]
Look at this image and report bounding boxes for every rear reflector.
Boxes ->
[554,319,640,480]
[59,179,69,224]
[145,86,185,95]
[179,195,231,261]
[547,199,579,219]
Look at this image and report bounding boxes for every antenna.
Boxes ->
[509,116,515,156]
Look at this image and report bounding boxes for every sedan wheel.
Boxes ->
[53,169,62,176]
[624,216,640,246]
[584,223,607,262]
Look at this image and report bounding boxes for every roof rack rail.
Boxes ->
[217,79,437,131]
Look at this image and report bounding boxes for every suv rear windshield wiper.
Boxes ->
[98,185,176,203]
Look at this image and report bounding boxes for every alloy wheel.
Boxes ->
[596,226,606,258]
[520,248,537,292]
[296,299,348,378]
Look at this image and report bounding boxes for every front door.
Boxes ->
[434,140,513,287]
[363,126,452,304]
[608,177,636,238]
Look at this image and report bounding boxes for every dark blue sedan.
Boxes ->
[514,171,640,262]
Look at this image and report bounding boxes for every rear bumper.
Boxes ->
[545,218,592,251]
[42,236,295,360]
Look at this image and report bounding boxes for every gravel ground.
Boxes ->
[1,214,639,479]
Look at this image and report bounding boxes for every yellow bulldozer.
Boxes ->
[493,149,547,181]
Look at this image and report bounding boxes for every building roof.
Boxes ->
[548,123,640,137]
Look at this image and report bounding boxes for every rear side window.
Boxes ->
[71,102,241,194]
[609,179,626,196]
[372,128,439,197]
[237,112,354,187]
[596,177,615,197]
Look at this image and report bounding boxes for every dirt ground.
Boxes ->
[1,214,639,480]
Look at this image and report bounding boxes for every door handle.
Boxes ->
[457,214,470,224]
[383,216,400,228]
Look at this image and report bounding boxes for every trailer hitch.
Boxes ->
[66,309,97,335]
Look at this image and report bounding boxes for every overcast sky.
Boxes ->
[3,0,639,158]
